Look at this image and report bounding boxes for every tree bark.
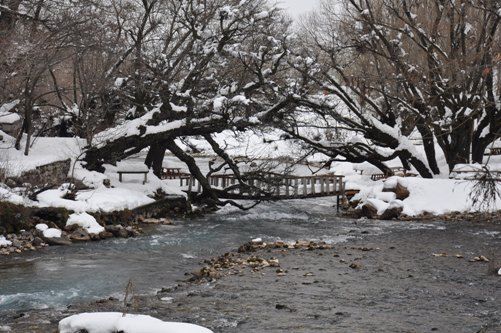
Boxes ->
[416,120,440,174]
[164,139,219,206]
[145,143,167,177]
[447,119,473,171]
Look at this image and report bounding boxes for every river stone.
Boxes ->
[105,225,124,237]
[380,206,403,220]
[99,231,114,239]
[361,202,378,219]
[117,228,129,238]
[11,239,22,248]
[70,229,91,242]
[383,182,410,200]
[43,235,72,246]
[394,183,410,200]
[32,237,44,247]
[90,233,101,241]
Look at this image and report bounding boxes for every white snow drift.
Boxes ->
[58,312,213,333]
[66,213,104,234]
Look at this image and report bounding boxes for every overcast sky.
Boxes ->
[278,0,320,18]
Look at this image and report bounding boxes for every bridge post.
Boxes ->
[303,178,307,196]
[320,177,325,194]
[231,178,236,193]
[311,177,316,194]
[326,177,330,193]
[294,178,299,196]
[285,178,290,197]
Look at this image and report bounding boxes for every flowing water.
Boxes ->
[0,198,462,317]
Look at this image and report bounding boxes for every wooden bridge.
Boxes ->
[178,173,347,209]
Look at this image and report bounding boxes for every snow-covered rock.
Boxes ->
[365,198,389,215]
[375,191,396,202]
[67,212,104,235]
[0,235,12,247]
[43,228,62,239]
[58,312,214,333]
[36,223,49,232]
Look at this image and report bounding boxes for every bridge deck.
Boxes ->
[179,173,346,209]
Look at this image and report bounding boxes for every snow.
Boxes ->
[58,313,213,333]
[375,191,396,202]
[0,100,19,114]
[365,198,389,215]
[43,228,62,238]
[116,162,149,173]
[35,223,49,232]
[0,112,20,124]
[0,235,12,247]
[0,132,85,177]
[360,176,501,216]
[67,213,104,234]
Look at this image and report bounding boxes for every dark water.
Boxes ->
[0,198,450,315]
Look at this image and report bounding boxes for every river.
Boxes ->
[0,198,490,320]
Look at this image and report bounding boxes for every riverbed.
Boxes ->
[0,198,500,332]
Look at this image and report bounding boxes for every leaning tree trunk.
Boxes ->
[165,139,220,206]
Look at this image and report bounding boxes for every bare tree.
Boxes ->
[273,0,501,177]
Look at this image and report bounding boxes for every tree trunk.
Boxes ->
[447,119,473,171]
[416,120,440,174]
[145,143,167,177]
[164,139,219,206]
[471,134,495,164]
[0,0,22,32]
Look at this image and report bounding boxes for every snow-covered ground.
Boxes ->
[1,129,500,217]
[0,130,85,177]
[59,312,213,333]
[351,176,501,216]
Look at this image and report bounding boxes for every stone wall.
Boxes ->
[16,159,71,186]
[132,195,190,218]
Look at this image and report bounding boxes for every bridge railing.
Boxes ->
[180,173,346,198]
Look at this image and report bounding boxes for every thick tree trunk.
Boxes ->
[447,120,473,171]
[145,143,167,177]
[416,120,440,174]
[471,136,491,164]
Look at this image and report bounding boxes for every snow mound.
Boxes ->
[0,235,12,247]
[43,228,62,238]
[67,213,104,235]
[58,312,214,333]
[36,223,49,232]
